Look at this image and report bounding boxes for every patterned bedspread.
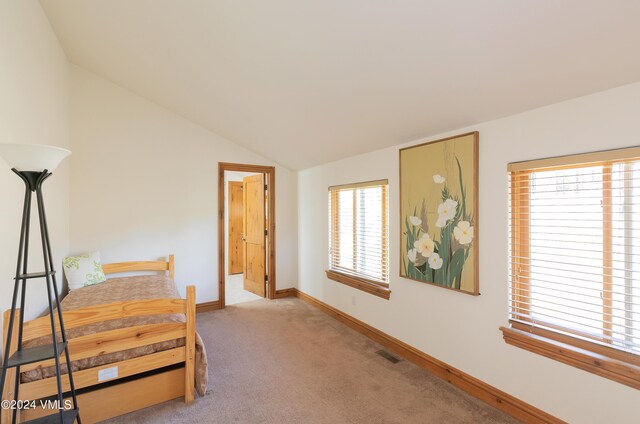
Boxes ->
[21,275,208,396]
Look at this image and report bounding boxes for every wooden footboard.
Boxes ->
[1,255,197,423]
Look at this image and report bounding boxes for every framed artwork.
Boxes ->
[399,132,479,295]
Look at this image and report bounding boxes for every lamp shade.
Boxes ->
[0,143,71,172]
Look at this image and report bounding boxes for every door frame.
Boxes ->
[218,162,276,308]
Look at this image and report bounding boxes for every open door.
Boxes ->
[228,181,244,275]
[242,173,266,297]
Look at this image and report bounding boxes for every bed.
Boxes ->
[1,255,207,423]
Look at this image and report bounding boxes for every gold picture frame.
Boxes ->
[399,132,479,295]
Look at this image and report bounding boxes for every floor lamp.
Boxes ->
[0,144,81,424]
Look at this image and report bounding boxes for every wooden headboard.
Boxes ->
[102,254,175,280]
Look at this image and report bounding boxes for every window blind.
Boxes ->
[328,180,389,284]
[508,148,640,355]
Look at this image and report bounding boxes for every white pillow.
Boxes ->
[62,251,107,291]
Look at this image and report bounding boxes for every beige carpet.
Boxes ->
[105,298,519,424]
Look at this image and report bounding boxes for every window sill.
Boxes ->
[325,270,391,300]
[500,324,640,390]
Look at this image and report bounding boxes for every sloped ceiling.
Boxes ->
[40,0,640,170]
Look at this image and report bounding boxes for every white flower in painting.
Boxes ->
[408,247,427,267]
[428,252,443,270]
[436,199,458,227]
[453,221,474,245]
[413,233,435,257]
[409,216,422,226]
[433,174,446,184]
[407,248,418,263]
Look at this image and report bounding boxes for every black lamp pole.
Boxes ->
[0,169,81,424]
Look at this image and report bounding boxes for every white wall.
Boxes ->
[69,65,298,303]
[297,82,640,423]
[0,1,70,322]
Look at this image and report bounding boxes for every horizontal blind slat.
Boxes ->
[508,296,640,325]
[510,239,640,258]
[508,305,640,339]
[509,276,640,300]
[509,172,637,184]
[510,259,640,285]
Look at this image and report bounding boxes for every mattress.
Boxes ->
[21,275,208,396]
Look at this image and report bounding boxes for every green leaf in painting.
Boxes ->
[419,199,429,234]
[402,255,407,276]
[455,157,467,221]
[449,248,466,290]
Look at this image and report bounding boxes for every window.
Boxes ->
[327,180,390,299]
[502,147,640,390]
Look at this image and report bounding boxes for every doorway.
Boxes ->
[218,162,276,308]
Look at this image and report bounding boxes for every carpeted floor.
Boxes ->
[106,298,519,424]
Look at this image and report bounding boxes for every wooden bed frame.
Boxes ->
[1,255,196,424]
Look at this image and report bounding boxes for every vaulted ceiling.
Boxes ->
[40,0,640,170]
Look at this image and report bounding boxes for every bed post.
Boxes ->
[168,254,175,280]
[184,285,195,404]
[2,309,20,423]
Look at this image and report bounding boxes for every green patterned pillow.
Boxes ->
[63,251,107,291]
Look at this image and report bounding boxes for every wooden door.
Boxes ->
[243,174,266,297]
[228,181,244,275]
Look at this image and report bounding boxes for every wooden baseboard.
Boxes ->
[273,288,297,299]
[196,300,222,313]
[292,288,563,424]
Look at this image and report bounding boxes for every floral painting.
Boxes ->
[399,132,479,295]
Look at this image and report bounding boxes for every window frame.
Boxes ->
[327,179,391,300]
[502,147,640,390]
